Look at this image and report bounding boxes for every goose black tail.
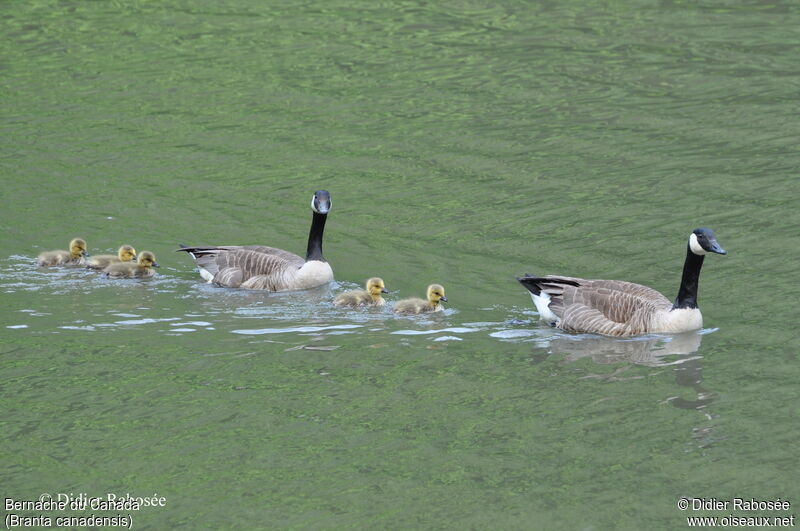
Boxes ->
[517,275,580,296]
[176,244,200,260]
[517,274,543,295]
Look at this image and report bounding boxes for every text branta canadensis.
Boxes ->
[104,251,159,278]
[86,245,137,270]
[517,228,727,337]
[37,238,89,266]
[178,190,334,291]
[334,277,388,307]
[394,284,447,314]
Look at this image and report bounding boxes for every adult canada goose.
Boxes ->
[394,284,447,314]
[86,245,137,270]
[104,251,159,278]
[334,277,388,307]
[37,238,89,266]
[517,228,726,337]
[177,190,334,291]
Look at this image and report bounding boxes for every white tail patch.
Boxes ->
[198,267,214,283]
[531,292,559,323]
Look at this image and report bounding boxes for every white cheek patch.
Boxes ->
[689,233,708,255]
[311,196,330,214]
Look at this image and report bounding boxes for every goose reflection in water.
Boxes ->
[548,331,704,367]
[545,332,718,408]
[546,331,721,447]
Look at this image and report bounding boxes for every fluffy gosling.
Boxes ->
[37,238,89,266]
[334,277,388,308]
[394,284,447,314]
[86,245,137,270]
[104,251,159,278]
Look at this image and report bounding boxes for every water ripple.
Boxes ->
[391,327,480,335]
[231,324,363,335]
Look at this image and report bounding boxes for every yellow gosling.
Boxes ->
[334,277,388,308]
[37,238,88,266]
[104,251,159,279]
[394,284,447,314]
[86,245,137,270]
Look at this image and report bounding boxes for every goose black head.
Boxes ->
[311,190,331,215]
[689,228,726,256]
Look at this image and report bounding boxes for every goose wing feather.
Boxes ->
[559,288,669,336]
[180,245,305,282]
[179,247,303,288]
[180,245,303,265]
[522,275,672,335]
[224,245,304,263]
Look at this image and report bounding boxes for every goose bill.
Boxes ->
[708,240,726,255]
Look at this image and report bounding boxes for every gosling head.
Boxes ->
[137,251,160,268]
[69,238,88,258]
[311,190,331,215]
[689,228,726,256]
[366,277,388,299]
[117,245,137,262]
[427,284,447,306]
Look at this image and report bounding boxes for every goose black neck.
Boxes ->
[305,211,327,262]
[673,245,704,309]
